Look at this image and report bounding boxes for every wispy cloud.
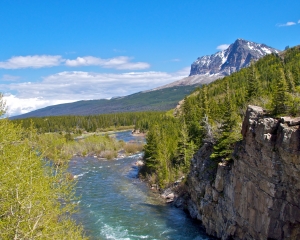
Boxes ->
[65,56,150,70]
[217,44,229,51]
[298,20,300,24]
[0,55,150,70]
[113,48,126,53]
[2,74,21,81]
[171,58,180,62]
[0,55,63,69]
[277,21,296,27]
[3,68,188,116]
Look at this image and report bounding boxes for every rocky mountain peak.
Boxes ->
[189,39,279,76]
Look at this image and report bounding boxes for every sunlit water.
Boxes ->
[69,131,212,240]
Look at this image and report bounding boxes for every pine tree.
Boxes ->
[271,69,288,116]
[175,119,195,171]
[211,80,239,161]
[285,69,295,93]
[143,124,160,172]
[246,63,260,102]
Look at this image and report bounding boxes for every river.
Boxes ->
[69,130,213,240]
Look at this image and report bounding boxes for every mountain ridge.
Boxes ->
[153,39,279,90]
[189,38,279,76]
[12,39,280,119]
[11,85,196,119]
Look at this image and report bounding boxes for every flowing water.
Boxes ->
[69,131,212,240]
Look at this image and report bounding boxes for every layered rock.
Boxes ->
[185,105,300,239]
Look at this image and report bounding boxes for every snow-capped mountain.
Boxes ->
[155,39,280,90]
[190,38,279,76]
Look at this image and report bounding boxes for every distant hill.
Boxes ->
[12,85,197,119]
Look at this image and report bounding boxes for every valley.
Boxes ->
[2,40,300,240]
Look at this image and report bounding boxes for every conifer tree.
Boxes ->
[143,124,160,172]
[201,85,209,115]
[175,118,195,171]
[211,80,238,161]
[285,69,295,93]
[246,63,260,102]
[271,69,288,116]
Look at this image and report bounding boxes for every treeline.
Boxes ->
[12,111,164,133]
[141,45,300,188]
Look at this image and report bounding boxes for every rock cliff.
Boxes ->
[183,105,300,239]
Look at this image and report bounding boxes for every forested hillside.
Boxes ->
[12,85,196,119]
[12,111,165,133]
[141,45,300,188]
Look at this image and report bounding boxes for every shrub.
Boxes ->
[124,142,144,154]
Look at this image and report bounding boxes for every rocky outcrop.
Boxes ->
[185,105,300,239]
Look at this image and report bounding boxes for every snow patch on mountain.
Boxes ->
[189,39,280,76]
[148,39,280,91]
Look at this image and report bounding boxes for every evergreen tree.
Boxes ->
[211,80,239,161]
[285,69,295,93]
[271,69,288,116]
[175,119,195,171]
[246,63,260,102]
[143,124,160,172]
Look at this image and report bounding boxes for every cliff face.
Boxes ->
[185,106,300,239]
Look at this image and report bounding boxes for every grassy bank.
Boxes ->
[38,131,144,165]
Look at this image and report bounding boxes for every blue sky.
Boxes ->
[0,0,299,116]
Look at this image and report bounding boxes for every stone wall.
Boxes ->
[185,105,300,239]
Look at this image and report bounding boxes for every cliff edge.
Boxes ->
[184,105,300,239]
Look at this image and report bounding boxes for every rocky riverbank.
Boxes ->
[176,105,300,239]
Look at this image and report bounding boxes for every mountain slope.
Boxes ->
[12,85,196,119]
[13,39,280,119]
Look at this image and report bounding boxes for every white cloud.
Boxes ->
[0,55,63,69]
[3,68,189,116]
[2,74,21,81]
[3,94,75,117]
[113,48,126,53]
[277,21,296,27]
[65,56,102,67]
[217,44,230,51]
[0,54,150,70]
[65,56,150,70]
[298,20,300,24]
[171,58,180,62]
